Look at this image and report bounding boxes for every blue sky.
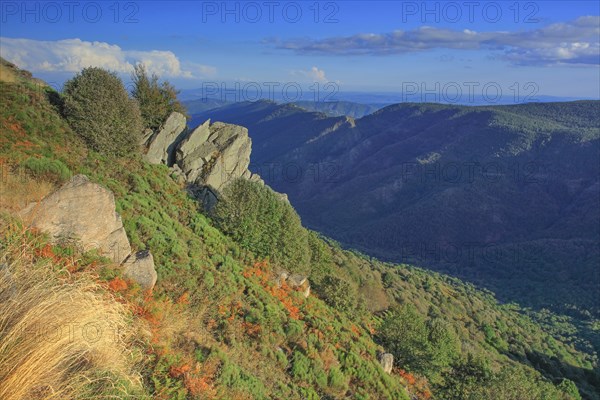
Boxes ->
[1,1,599,100]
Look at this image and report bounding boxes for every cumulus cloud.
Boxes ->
[273,16,600,66]
[292,66,329,83]
[0,37,216,78]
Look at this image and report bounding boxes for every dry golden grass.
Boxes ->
[0,166,54,213]
[0,62,19,83]
[0,222,143,400]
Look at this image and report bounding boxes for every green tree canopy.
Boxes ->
[213,179,310,275]
[131,64,187,132]
[62,67,142,156]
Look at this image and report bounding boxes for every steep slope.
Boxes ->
[195,101,600,321]
[1,59,598,399]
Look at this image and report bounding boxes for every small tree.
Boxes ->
[131,64,187,132]
[377,304,431,374]
[318,275,357,313]
[439,354,492,400]
[557,379,582,400]
[62,67,142,156]
[213,179,310,274]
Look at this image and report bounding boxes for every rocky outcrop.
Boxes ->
[144,114,288,209]
[19,175,158,291]
[175,120,251,192]
[19,175,131,264]
[141,128,154,146]
[379,353,394,374]
[123,250,157,290]
[278,271,311,298]
[145,112,188,165]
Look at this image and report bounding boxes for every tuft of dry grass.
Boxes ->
[0,63,19,83]
[0,221,144,400]
[0,165,54,213]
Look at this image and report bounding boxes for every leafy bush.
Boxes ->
[437,354,492,400]
[378,304,432,374]
[213,179,310,274]
[21,156,71,182]
[438,356,581,400]
[291,351,311,381]
[131,64,187,132]
[558,379,582,400]
[62,67,142,156]
[377,304,459,378]
[318,275,358,313]
[328,366,348,392]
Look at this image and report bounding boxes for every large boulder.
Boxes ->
[19,175,131,264]
[145,112,188,165]
[175,121,251,192]
[122,250,157,291]
[379,353,394,374]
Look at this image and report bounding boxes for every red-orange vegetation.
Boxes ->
[243,260,303,320]
[108,277,129,292]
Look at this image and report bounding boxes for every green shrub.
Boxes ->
[203,271,215,289]
[377,304,431,374]
[62,67,142,156]
[328,366,348,392]
[558,379,582,400]
[21,156,71,182]
[318,275,357,313]
[291,351,311,381]
[213,179,310,274]
[438,354,492,400]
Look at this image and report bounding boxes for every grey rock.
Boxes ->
[175,120,252,192]
[169,164,186,185]
[145,112,187,165]
[177,119,211,159]
[123,250,157,291]
[187,185,219,212]
[302,285,311,298]
[288,274,307,287]
[19,175,131,264]
[141,128,154,146]
[379,353,394,374]
[149,118,292,210]
[277,271,289,287]
[280,272,311,298]
[178,141,217,182]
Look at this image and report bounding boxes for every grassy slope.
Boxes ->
[1,61,598,399]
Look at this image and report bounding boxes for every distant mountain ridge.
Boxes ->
[192,100,600,319]
[184,98,386,119]
[288,100,386,118]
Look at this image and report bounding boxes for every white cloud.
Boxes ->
[273,16,600,66]
[0,37,216,78]
[292,66,329,83]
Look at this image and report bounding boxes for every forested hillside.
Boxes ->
[1,58,598,399]
[193,101,600,322]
